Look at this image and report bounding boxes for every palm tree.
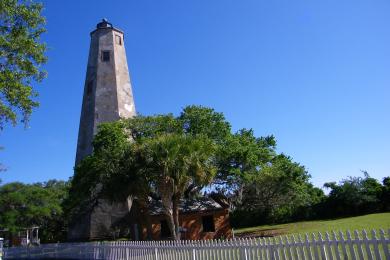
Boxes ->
[138,133,217,240]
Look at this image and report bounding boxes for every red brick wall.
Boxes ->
[143,209,232,240]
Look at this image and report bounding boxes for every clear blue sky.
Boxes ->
[1,0,389,188]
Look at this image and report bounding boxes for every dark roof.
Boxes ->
[148,197,225,216]
[90,19,124,35]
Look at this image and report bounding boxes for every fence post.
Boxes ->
[155,247,159,260]
[362,229,373,260]
[354,230,365,260]
[346,230,357,260]
[270,242,275,260]
[379,229,390,259]
[371,230,381,260]
[239,238,248,260]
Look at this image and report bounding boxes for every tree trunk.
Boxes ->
[145,211,153,240]
[163,211,177,240]
[172,195,181,240]
[138,197,153,240]
[158,177,177,240]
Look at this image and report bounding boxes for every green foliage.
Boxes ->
[178,105,231,143]
[232,172,390,228]
[135,133,218,239]
[138,133,217,189]
[65,122,131,221]
[231,154,323,227]
[69,105,389,235]
[215,128,276,199]
[69,105,325,236]
[0,0,47,129]
[381,177,390,211]
[0,180,68,242]
[322,172,383,217]
[126,114,181,140]
[0,146,6,172]
[92,121,130,155]
[70,106,232,239]
[243,154,311,211]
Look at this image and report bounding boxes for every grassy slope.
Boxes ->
[234,213,390,237]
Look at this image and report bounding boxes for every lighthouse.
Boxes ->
[70,19,135,240]
[75,19,136,164]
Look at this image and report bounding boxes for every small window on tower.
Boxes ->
[101,51,110,62]
[115,35,122,45]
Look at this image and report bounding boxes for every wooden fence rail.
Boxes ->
[3,229,390,259]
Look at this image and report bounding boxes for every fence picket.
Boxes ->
[296,235,305,260]
[354,230,365,260]
[379,229,389,260]
[273,237,280,260]
[324,232,334,260]
[311,233,320,260]
[362,229,373,260]
[304,233,313,260]
[338,231,347,260]
[219,239,223,259]
[370,230,380,260]
[331,231,340,260]
[263,237,268,260]
[253,237,258,260]
[258,236,265,260]
[316,232,327,260]
[284,235,291,260]
[270,237,276,260]
[291,235,299,260]
[346,230,357,260]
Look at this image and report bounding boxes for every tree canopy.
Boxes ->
[0,180,69,243]
[322,172,384,217]
[68,105,314,239]
[0,0,47,129]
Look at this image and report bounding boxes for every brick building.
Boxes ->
[118,197,232,240]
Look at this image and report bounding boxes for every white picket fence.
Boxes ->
[3,229,390,259]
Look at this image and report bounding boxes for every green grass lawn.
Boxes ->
[234,212,390,238]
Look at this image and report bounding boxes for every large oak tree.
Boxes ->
[0,0,47,130]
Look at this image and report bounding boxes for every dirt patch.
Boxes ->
[235,228,286,238]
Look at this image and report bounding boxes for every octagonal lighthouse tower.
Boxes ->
[70,20,136,241]
[76,19,136,164]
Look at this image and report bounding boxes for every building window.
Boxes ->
[160,220,171,238]
[86,80,93,94]
[115,35,122,45]
[202,215,215,232]
[101,51,110,62]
